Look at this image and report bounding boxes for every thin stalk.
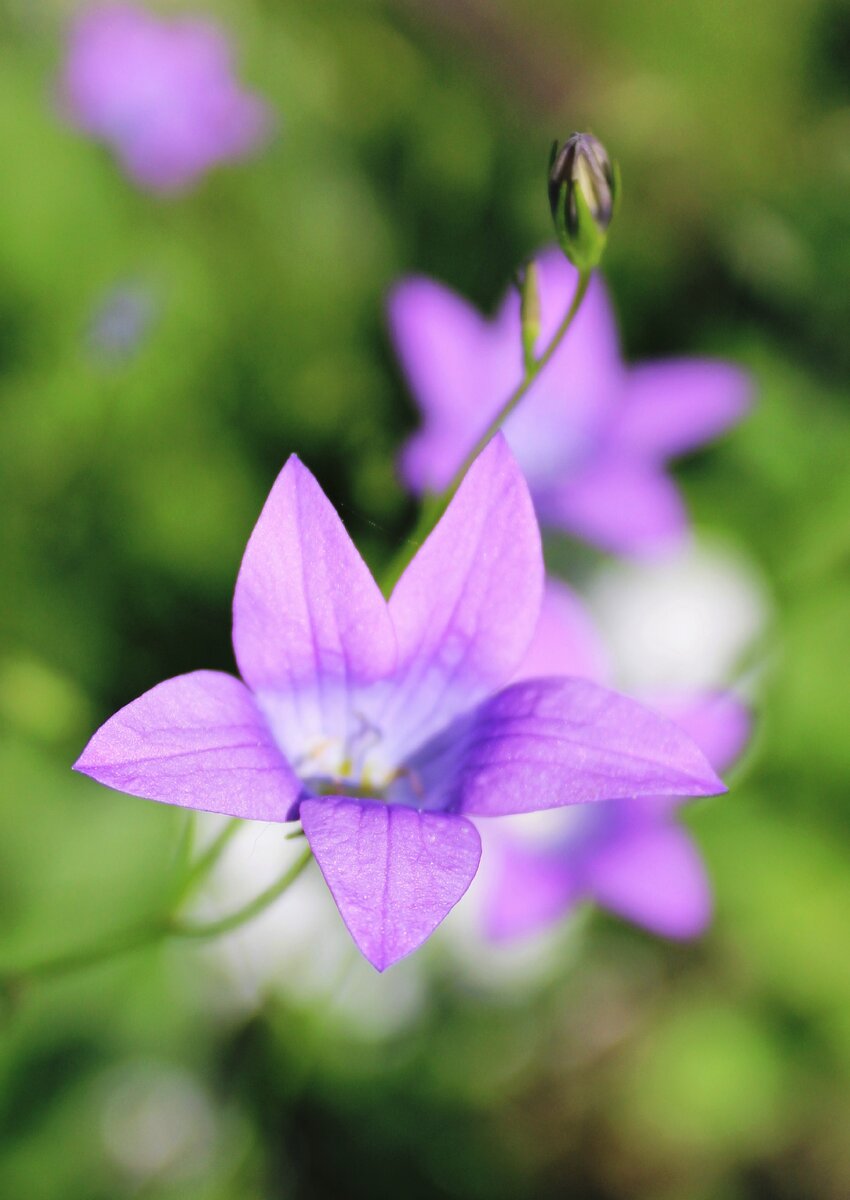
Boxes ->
[6,920,168,988]
[168,847,313,941]
[382,268,591,594]
[0,835,312,998]
[171,817,241,903]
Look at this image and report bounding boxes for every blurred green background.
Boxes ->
[2,1,849,1197]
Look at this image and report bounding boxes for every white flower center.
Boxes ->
[294,723,398,795]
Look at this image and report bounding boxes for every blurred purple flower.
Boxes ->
[74,437,724,971]
[59,4,271,194]
[390,247,751,557]
[483,584,751,941]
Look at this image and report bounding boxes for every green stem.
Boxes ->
[168,847,313,941]
[171,817,241,904]
[0,840,313,1000]
[382,268,592,594]
[6,921,168,989]
[446,268,592,508]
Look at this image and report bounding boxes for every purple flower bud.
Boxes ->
[548,133,616,269]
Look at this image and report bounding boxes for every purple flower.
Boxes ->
[482,584,751,941]
[74,437,725,971]
[390,247,751,556]
[59,4,270,194]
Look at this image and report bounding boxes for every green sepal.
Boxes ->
[555,178,609,272]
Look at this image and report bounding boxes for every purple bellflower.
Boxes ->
[59,4,270,194]
[482,583,751,942]
[74,437,725,971]
[390,247,751,556]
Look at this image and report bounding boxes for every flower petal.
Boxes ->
[586,824,712,938]
[232,456,396,760]
[389,277,493,418]
[300,797,481,971]
[611,360,751,461]
[416,677,726,817]
[392,249,623,495]
[390,275,511,494]
[513,578,609,684]
[540,456,687,557]
[60,5,269,195]
[73,670,300,821]
[481,836,579,941]
[648,691,751,774]
[381,435,543,762]
[498,249,624,489]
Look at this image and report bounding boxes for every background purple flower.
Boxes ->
[74,437,724,971]
[482,585,751,941]
[59,4,271,194]
[390,247,751,557]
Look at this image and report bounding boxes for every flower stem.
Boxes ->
[381,267,592,595]
[6,921,168,988]
[167,846,313,941]
[0,837,313,1005]
[171,817,241,904]
[446,268,592,508]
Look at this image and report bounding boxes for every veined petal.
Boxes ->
[73,670,300,821]
[586,824,712,938]
[381,435,543,762]
[647,691,751,775]
[611,360,751,461]
[513,579,609,684]
[232,456,396,760]
[540,456,687,557]
[300,797,481,971]
[416,677,725,817]
[598,690,752,821]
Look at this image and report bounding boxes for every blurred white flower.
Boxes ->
[98,1061,216,1182]
[588,539,770,692]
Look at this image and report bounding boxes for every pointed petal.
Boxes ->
[513,579,609,684]
[586,824,712,938]
[648,691,751,774]
[381,435,543,762]
[232,456,396,759]
[389,277,493,425]
[392,250,624,496]
[611,360,751,461]
[300,797,481,971]
[541,456,687,556]
[74,671,300,821]
[417,677,725,817]
[482,836,580,941]
[390,277,497,493]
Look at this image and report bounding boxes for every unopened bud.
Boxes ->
[548,133,617,271]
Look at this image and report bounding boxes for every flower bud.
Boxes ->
[548,133,617,271]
